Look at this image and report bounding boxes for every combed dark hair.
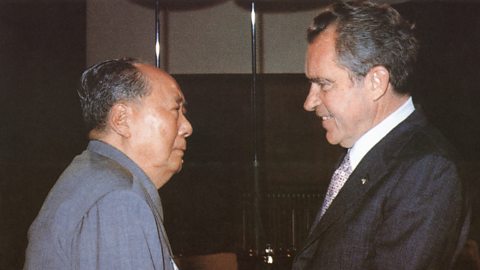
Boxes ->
[77,58,149,132]
[307,0,418,93]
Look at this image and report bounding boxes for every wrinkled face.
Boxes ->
[129,65,192,184]
[304,26,374,148]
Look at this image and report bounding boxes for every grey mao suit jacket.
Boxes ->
[292,110,470,270]
[24,140,176,270]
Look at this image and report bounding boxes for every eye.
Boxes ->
[171,105,181,116]
[318,81,333,91]
[309,78,333,92]
[172,103,187,118]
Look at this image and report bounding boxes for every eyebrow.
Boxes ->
[174,95,188,111]
[307,76,333,84]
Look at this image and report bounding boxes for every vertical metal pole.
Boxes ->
[250,4,275,266]
[155,0,161,67]
[250,0,261,255]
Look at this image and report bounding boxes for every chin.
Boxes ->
[172,161,183,173]
[325,134,339,146]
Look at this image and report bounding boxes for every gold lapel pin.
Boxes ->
[361,178,367,185]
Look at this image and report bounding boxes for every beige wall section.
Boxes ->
[166,1,251,73]
[87,0,319,74]
[86,0,154,67]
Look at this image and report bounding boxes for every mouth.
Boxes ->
[315,108,333,121]
[176,146,187,154]
[175,141,187,152]
[317,113,334,121]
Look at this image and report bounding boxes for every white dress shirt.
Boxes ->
[348,97,415,171]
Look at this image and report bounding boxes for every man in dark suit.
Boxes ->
[24,58,192,269]
[292,1,470,269]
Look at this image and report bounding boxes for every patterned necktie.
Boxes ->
[319,154,353,218]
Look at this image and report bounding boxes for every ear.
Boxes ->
[108,103,132,138]
[366,66,390,101]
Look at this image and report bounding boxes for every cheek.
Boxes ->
[145,114,172,135]
[154,120,181,156]
[341,98,371,134]
[162,119,179,141]
[326,98,358,136]
[136,116,172,151]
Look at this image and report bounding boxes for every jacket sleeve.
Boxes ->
[372,154,465,270]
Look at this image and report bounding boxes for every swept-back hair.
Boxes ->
[77,58,149,132]
[307,0,418,93]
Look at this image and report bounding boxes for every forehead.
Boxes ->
[137,64,185,102]
[306,26,339,76]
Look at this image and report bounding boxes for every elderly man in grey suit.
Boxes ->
[292,1,470,269]
[24,58,192,269]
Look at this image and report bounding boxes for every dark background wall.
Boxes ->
[1,1,480,270]
[0,1,87,268]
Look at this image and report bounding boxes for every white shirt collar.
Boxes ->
[348,97,415,170]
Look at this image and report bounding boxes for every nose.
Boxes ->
[304,84,321,111]
[179,114,193,138]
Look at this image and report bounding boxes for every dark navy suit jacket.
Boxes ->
[292,110,470,270]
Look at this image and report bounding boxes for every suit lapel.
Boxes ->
[297,110,428,256]
[300,157,390,253]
